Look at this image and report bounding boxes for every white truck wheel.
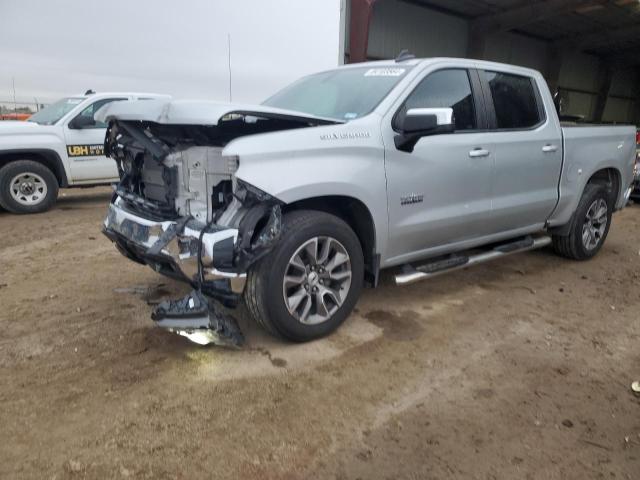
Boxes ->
[0,160,59,214]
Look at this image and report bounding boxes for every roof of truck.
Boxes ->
[338,57,542,77]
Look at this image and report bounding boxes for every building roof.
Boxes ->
[410,0,640,66]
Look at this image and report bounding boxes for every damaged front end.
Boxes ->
[101,114,305,346]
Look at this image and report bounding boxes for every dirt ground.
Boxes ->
[0,187,639,480]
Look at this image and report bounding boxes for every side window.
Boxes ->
[74,98,127,128]
[398,69,477,131]
[484,71,541,129]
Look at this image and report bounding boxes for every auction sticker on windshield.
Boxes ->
[364,68,406,77]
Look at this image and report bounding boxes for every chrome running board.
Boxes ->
[394,236,552,286]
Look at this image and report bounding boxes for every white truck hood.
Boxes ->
[95,99,341,126]
[0,121,44,136]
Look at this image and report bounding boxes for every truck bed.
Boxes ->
[549,124,636,226]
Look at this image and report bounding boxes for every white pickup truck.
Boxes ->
[0,92,167,213]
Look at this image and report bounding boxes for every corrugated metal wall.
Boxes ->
[558,51,602,121]
[364,0,638,124]
[367,0,468,58]
[605,69,639,123]
[484,32,548,73]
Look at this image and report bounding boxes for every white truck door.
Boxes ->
[63,97,127,182]
[382,68,495,263]
[478,70,563,232]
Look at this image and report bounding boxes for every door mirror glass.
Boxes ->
[68,98,128,130]
[69,114,96,129]
[395,107,455,152]
[402,108,454,133]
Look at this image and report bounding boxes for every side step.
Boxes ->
[395,235,552,286]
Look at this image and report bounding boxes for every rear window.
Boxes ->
[484,71,542,129]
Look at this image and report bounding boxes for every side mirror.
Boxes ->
[394,107,455,153]
[69,115,96,129]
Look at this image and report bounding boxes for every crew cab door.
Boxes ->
[382,68,495,264]
[478,70,563,232]
[63,97,127,182]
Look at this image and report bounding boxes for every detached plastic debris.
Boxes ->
[151,290,244,348]
[632,381,640,397]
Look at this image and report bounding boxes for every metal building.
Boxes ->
[345,0,640,124]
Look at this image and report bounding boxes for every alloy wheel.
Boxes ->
[282,236,352,325]
[582,198,608,250]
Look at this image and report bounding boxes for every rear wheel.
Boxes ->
[0,160,58,214]
[552,183,612,260]
[245,210,364,342]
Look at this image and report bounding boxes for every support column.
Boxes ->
[545,46,564,95]
[348,0,377,63]
[634,67,640,125]
[467,25,487,60]
[593,62,614,122]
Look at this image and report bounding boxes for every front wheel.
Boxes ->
[552,183,613,260]
[245,210,364,342]
[0,160,59,214]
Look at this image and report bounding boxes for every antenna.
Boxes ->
[227,33,232,102]
[395,49,415,63]
[12,77,17,114]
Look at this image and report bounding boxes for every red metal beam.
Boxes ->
[349,0,377,63]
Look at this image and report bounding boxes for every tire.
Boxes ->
[0,160,59,214]
[245,210,364,342]
[552,183,612,260]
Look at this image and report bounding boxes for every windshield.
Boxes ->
[28,97,85,125]
[263,66,412,121]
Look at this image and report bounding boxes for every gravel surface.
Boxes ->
[1,187,639,479]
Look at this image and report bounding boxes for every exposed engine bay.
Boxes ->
[101,110,337,346]
[105,113,322,221]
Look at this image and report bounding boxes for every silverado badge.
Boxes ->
[400,193,424,206]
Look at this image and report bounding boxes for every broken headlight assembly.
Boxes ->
[220,177,284,270]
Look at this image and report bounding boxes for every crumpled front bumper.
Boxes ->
[103,197,247,302]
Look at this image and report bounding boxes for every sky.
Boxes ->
[0,0,343,107]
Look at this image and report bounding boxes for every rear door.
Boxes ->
[479,70,563,232]
[382,67,495,263]
[63,97,127,182]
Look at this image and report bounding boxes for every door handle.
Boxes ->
[469,148,490,158]
[542,144,558,153]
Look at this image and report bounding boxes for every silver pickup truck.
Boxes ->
[98,57,636,346]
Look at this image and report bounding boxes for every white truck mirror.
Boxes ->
[395,107,455,152]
